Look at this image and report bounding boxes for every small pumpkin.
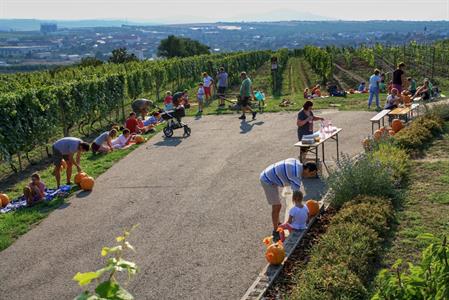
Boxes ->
[379,127,387,134]
[391,119,403,133]
[0,193,10,208]
[265,241,285,265]
[80,176,95,191]
[135,135,145,144]
[74,172,88,185]
[373,129,382,141]
[306,200,320,217]
[388,130,396,136]
[362,138,371,150]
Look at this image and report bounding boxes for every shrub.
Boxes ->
[292,263,368,300]
[332,196,394,237]
[394,114,444,151]
[327,154,396,209]
[370,142,410,185]
[425,102,449,121]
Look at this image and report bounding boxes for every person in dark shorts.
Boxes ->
[52,137,90,187]
[131,99,154,118]
[392,63,406,93]
[216,67,228,107]
[238,72,257,120]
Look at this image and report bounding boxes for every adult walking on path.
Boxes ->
[368,69,381,110]
[392,62,406,93]
[216,67,228,107]
[202,72,214,102]
[259,158,317,242]
[238,71,257,120]
[52,137,90,187]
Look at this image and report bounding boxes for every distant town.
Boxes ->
[0,20,448,72]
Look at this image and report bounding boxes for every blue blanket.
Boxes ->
[0,185,71,214]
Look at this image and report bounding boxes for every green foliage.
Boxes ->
[270,48,290,96]
[426,103,449,121]
[157,35,210,58]
[326,154,397,209]
[79,57,104,68]
[394,114,444,151]
[108,48,139,64]
[73,226,139,300]
[372,235,449,300]
[370,142,411,186]
[303,46,333,82]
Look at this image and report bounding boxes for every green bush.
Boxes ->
[292,263,368,300]
[394,114,444,151]
[332,196,394,237]
[370,143,410,185]
[327,154,396,209]
[426,103,449,121]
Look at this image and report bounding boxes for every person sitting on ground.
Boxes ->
[52,137,90,187]
[303,88,311,99]
[197,82,205,114]
[163,91,173,111]
[407,77,417,95]
[311,84,321,97]
[413,79,431,101]
[23,172,46,206]
[143,111,162,127]
[278,190,309,233]
[112,128,135,149]
[384,88,401,110]
[91,129,117,154]
[327,83,346,97]
[137,117,154,134]
[259,158,317,242]
[125,112,144,134]
[358,81,367,93]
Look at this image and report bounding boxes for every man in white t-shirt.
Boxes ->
[202,72,214,101]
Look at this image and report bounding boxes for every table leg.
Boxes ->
[336,133,340,162]
[322,142,325,166]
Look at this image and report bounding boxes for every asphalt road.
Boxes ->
[0,110,373,300]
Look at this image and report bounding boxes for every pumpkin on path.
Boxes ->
[80,176,95,191]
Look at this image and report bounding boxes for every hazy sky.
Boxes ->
[1,0,449,22]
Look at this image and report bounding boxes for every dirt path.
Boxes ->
[0,111,374,300]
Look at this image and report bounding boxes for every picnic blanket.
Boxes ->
[0,185,71,214]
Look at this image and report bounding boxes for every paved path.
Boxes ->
[0,110,373,300]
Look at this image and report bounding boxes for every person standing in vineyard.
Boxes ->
[52,137,90,188]
[368,69,381,110]
[392,62,406,93]
[216,67,228,107]
[238,71,257,120]
[202,72,214,102]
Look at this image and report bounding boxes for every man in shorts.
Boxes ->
[260,158,317,241]
[52,137,90,187]
[216,67,228,107]
[131,98,154,118]
[238,71,257,120]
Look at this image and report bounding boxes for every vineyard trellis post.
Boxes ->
[431,47,436,80]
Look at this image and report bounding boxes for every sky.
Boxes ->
[1,0,449,23]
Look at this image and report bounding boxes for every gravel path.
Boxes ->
[0,110,373,300]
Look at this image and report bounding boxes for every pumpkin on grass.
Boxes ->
[373,129,383,141]
[306,200,320,217]
[0,193,10,207]
[74,172,88,185]
[391,119,403,133]
[362,138,371,151]
[135,135,145,144]
[265,241,285,265]
[80,176,95,191]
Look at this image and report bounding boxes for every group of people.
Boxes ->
[367,63,438,110]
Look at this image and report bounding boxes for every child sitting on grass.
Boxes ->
[278,190,309,235]
[112,128,135,149]
[23,173,46,206]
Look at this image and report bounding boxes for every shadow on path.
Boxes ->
[240,120,264,134]
[303,177,326,200]
[153,137,183,147]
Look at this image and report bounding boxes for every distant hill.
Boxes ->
[0,19,159,31]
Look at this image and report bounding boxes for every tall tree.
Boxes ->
[157,35,210,58]
[108,48,138,64]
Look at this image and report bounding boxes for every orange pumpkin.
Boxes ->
[0,193,10,208]
[373,129,382,141]
[402,95,411,106]
[391,119,403,133]
[388,130,396,136]
[265,241,285,265]
[306,200,320,217]
[379,127,387,134]
[80,176,95,191]
[362,138,371,150]
[135,135,145,144]
[74,172,88,185]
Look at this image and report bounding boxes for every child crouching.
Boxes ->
[23,173,46,206]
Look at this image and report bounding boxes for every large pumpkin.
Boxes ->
[391,119,403,133]
[306,200,320,217]
[265,241,285,265]
[74,172,88,185]
[373,129,382,141]
[0,193,10,208]
[80,176,95,191]
[135,135,145,144]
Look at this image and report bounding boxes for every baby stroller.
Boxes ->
[160,106,191,138]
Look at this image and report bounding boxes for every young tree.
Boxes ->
[108,48,138,64]
[157,35,210,58]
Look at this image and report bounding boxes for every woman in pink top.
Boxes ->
[23,173,46,206]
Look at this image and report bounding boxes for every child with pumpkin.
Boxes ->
[23,173,46,206]
[277,190,309,241]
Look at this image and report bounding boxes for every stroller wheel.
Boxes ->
[183,126,191,137]
[163,127,174,138]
